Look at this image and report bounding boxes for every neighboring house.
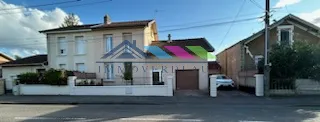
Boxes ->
[216,14,320,88]
[208,61,221,75]
[1,55,47,91]
[0,53,14,78]
[40,15,214,91]
[0,53,14,64]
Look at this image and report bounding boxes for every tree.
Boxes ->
[14,55,22,60]
[123,62,133,85]
[60,13,80,27]
[270,41,320,81]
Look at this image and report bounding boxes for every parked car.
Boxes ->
[216,74,234,88]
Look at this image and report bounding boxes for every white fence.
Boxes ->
[16,76,173,96]
[19,85,70,95]
[270,79,320,95]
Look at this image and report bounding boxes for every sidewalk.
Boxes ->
[1,95,320,106]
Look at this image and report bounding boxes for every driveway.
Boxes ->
[174,90,209,97]
[217,89,254,98]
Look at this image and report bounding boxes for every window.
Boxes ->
[75,36,86,54]
[277,25,294,46]
[217,75,227,79]
[59,64,66,69]
[123,33,132,53]
[104,35,113,52]
[76,63,85,72]
[152,70,162,85]
[58,37,67,55]
[105,63,114,80]
[36,69,46,74]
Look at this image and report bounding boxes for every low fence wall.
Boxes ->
[270,79,320,95]
[19,85,69,95]
[17,76,173,96]
[238,70,257,88]
[71,85,170,96]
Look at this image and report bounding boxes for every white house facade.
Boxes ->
[40,15,214,91]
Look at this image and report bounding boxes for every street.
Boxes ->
[1,103,320,122]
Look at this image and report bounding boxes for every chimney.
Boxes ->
[168,34,172,43]
[104,14,111,24]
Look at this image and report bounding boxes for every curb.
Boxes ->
[0,102,166,105]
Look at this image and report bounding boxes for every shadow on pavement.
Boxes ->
[17,103,320,122]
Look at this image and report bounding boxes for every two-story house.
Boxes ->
[216,14,320,89]
[40,15,214,91]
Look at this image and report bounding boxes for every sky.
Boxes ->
[0,0,319,59]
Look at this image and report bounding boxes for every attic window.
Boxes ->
[277,25,294,46]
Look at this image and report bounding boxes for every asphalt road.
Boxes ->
[0,103,320,122]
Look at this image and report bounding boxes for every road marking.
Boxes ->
[15,117,86,120]
[239,120,272,122]
[15,117,203,121]
[119,118,204,122]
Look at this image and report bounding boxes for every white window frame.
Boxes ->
[123,33,132,53]
[75,36,86,55]
[75,63,86,72]
[104,34,113,53]
[59,64,67,70]
[58,37,67,55]
[105,63,114,81]
[277,25,294,46]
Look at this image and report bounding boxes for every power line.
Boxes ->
[0,0,82,11]
[159,12,263,28]
[159,17,259,32]
[0,17,261,47]
[0,16,261,42]
[249,0,264,11]
[0,0,112,16]
[217,0,247,49]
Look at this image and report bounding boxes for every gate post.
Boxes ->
[68,76,77,95]
[210,75,217,97]
[255,74,264,96]
[167,76,173,96]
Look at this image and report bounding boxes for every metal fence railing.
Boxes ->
[269,78,320,95]
[270,79,295,90]
[75,77,165,86]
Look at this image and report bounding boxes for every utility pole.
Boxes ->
[264,0,270,96]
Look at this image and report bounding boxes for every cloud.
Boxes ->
[0,1,82,57]
[274,0,301,8]
[299,9,320,27]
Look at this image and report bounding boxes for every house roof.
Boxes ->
[92,20,154,30]
[39,19,154,33]
[208,61,221,70]
[39,24,99,33]
[218,14,320,54]
[243,14,320,45]
[1,55,47,67]
[150,38,215,52]
[0,53,14,62]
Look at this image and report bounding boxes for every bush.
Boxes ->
[270,44,297,80]
[42,69,68,85]
[270,41,320,82]
[17,72,40,84]
[16,69,76,85]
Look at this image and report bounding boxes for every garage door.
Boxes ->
[176,69,199,90]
